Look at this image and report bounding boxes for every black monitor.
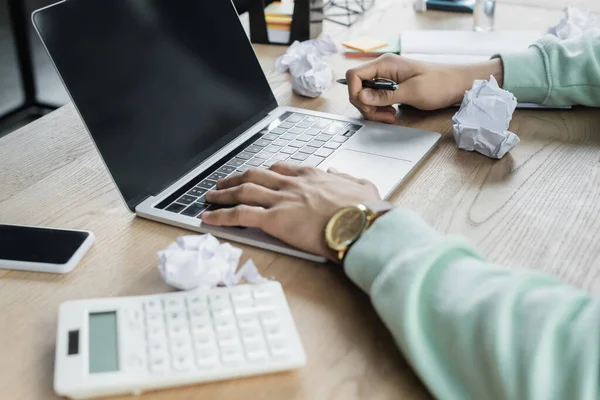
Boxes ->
[33,0,278,210]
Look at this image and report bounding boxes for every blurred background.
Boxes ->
[0,0,69,137]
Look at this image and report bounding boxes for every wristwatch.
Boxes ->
[324,201,394,262]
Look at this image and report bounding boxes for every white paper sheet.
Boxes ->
[275,33,338,98]
[452,76,519,159]
[157,234,268,291]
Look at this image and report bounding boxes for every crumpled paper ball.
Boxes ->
[275,33,338,98]
[157,234,267,291]
[452,75,519,160]
[548,6,600,40]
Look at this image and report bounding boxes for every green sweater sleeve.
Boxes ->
[344,208,600,400]
[498,32,600,106]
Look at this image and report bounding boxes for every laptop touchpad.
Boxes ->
[318,149,412,198]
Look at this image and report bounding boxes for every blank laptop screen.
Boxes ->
[34,0,277,210]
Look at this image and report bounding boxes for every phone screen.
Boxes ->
[0,225,90,264]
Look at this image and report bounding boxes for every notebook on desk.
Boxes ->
[400,30,571,109]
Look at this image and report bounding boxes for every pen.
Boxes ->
[336,77,399,91]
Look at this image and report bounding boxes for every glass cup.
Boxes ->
[473,0,496,32]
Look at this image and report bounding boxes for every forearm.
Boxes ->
[499,32,600,106]
[345,208,600,400]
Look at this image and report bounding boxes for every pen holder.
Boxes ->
[248,0,323,45]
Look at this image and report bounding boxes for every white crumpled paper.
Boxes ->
[548,6,600,40]
[158,234,267,291]
[452,76,519,159]
[275,33,338,98]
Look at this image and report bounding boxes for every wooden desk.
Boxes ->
[1,1,599,399]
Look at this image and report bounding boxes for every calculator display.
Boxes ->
[88,312,119,373]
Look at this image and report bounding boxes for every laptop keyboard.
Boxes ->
[161,112,363,218]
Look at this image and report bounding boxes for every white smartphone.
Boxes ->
[0,224,94,273]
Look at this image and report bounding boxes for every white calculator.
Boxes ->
[54,281,306,399]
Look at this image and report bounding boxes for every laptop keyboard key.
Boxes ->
[348,124,362,131]
[265,145,282,153]
[343,130,356,137]
[297,135,312,142]
[280,146,296,155]
[316,134,333,142]
[263,159,277,167]
[189,187,207,197]
[308,139,326,148]
[227,158,246,167]
[314,148,334,158]
[237,165,254,173]
[182,203,209,217]
[197,180,217,190]
[302,155,325,167]
[254,138,271,147]
[296,121,312,129]
[289,140,304,148]
[246,158,263,167]
[291,152,309,161]
[280,134,296,141]
[245,145,262,154]
[255,151,275,160]
[299,146,318,154]
[272,153,288,161]
[178,195,196,205]
[288,127,304,135]
[285,115,303,123]
[208,172,228,181]
[271,128,287,135]
[279,122,294,129]
[218,166,237,175]
[166,203,186,213]
[313,119,331,129]
[285,158,302,165]
[305,128,321,136]
[273,139,291,146]
[236,152,253,161]
[323,142,341,150]
[331,136,348,143]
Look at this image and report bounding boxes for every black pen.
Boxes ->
[336,77,399,91]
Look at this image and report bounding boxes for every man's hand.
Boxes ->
[200,164,381,261]
[345,54,504,122]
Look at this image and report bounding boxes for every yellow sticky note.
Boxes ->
[342,37,389,53]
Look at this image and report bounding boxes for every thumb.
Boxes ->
[359,88,400,106]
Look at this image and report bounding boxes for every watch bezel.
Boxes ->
[324,205,368,252]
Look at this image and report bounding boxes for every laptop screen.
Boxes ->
[33,0,277,210]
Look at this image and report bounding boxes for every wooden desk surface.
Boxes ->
[2,1,600,399]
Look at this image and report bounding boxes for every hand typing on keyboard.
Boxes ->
[201,163,381,261]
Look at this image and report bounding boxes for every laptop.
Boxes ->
[32,0,440,262]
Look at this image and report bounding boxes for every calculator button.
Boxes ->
[209,293,230,307]
[171,337,192,356]
[211,306,233,319]
[237,315,260,329]
[221,349,244,366]
[148,341,168,358]
[172,354,194,372]
[189,308,210,321]
[218,333,241,349]
[269,342,290,360]
[246,349,269,364]
[166,310,186,323]
[147,327,167,343]
[163,297,185,312]
[145,312,164,328]
[144,299,162,313]
[168,323,190,339]
[193,332,216,349]
[196,351,219,369]
[265,326,286,342]
[252,287,271,299]
[186,293,208,309]
[260,311,280,326]
[214,318,237,335]
[149,355,170,373]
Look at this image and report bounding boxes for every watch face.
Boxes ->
[326,206,368,251]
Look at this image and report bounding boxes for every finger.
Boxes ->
[360,87,410,107]
[269,162,317,177]
[327,168,363,183]
[201,205,267,228]
[358,104,397,123]
[216,168,288,190]
[206,183,282,207]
